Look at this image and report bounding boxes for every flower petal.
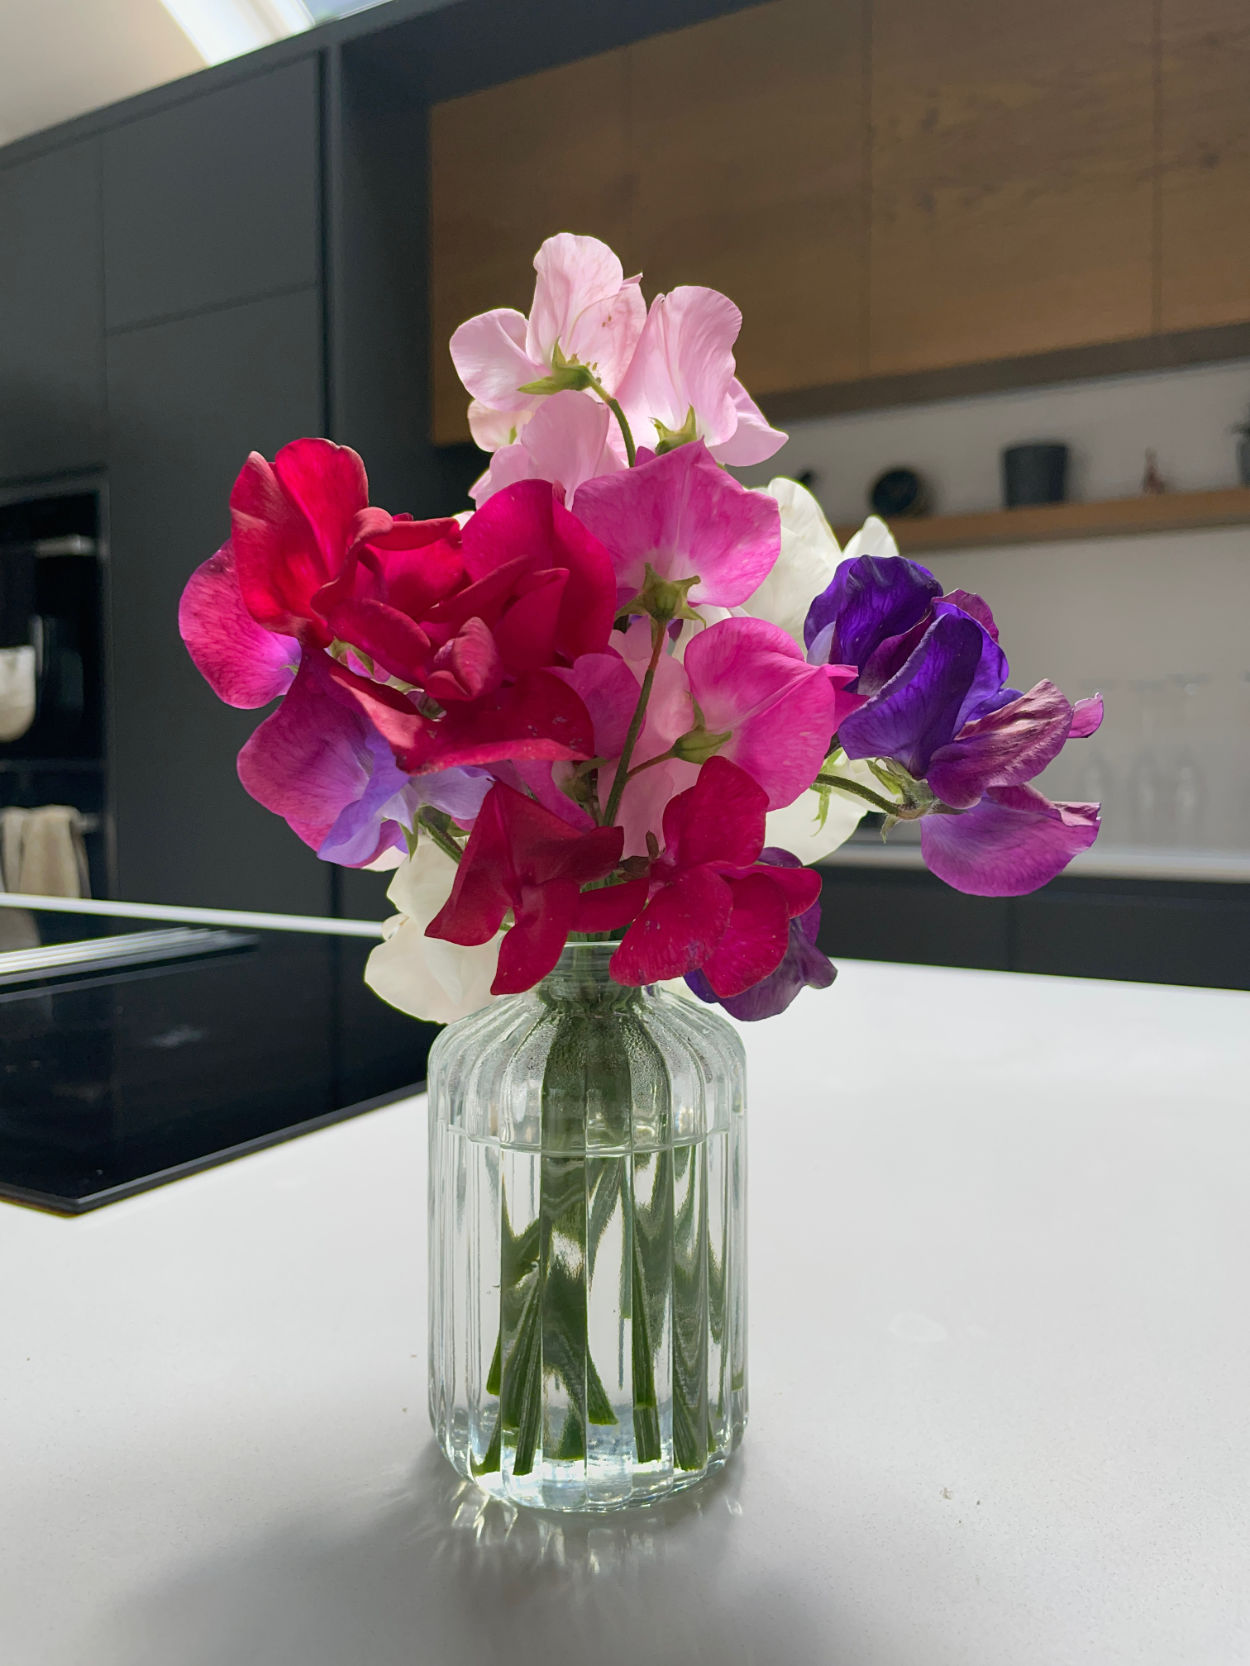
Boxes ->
[926,679,1080,809]
[684,616,846,809]
[365,843,501,1023]
[919,785,1100,896]
[743,477,841,646]
[837,604,1008,778]
[661,754,767,871]
[610,866,734,985]
[700,872,792,998]
[527,234,643,391]
[449,307,538,411]
[236,649,373,843]
[573,441,781,609]
[179,541,297,708]
[709,379,787,466]
[460,479,617,660]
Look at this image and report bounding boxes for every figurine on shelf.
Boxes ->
[1142,449,1166,495]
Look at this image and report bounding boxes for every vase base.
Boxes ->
[436,1428,744,1514]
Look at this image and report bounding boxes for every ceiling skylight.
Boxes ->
[158,1,311,64]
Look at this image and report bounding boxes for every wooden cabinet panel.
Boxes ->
[429,51,633,445]
[869,0,1155,375]
[630,0,867,398]
[0,141,105,483]
[1159,0,1250,332]
[102,59,320,331]
[106,288,330,915]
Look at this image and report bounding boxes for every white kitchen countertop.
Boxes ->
[3,960,1249,1666]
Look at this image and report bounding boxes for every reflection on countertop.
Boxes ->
[0,904,434,1214]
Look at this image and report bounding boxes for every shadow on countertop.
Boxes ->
[99,1441,841,1666]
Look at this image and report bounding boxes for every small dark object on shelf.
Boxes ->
[1002,442,1068,507]
[1142,449,1166,495]
[869,467,929,519]
[1232,406,1250,487]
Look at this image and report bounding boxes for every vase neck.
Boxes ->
[538,942,640,1010]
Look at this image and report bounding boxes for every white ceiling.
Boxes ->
[0,3,399,150]
[0,0,206,147]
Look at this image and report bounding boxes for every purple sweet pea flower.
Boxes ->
[685,848,835,1020]
[804,552,941,692]
[836,601,1009,778]
[805,547,1105,897]
[920,787,1101,896]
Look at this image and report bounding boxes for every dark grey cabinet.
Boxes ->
[0,140,106,483]
[102,59,321,331]
[107,286,330,913]
[818,865,1250,991]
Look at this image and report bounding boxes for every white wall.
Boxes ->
[739,360,1250,856]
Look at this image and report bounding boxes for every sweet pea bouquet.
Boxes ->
[180,234,1102,1023]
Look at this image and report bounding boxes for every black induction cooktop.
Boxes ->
[0,907,436,1214]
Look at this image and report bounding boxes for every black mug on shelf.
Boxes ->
[1002,442,1068,508]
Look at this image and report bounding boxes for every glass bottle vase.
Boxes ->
[427,942,747,1512]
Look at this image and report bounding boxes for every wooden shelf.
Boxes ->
[834,486,1250,553]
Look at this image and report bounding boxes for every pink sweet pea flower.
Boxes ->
[449,234,645,443]
[572,441,781,609]
[614,286,786,466]
[683,617,864,809]
[426,782,645,993]
[469,390,625,507]
[609,757,821,996]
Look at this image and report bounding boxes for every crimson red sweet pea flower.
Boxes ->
[427,783,647,994]
[610,757,821,997]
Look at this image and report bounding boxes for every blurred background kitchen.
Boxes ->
[2,0,1248,989]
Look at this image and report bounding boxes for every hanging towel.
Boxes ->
[2,805,89,898]
[0,806,29,893]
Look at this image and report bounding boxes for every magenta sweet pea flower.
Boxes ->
[178,541,298,708]
[610,758,821,996]
[234,647,488,866]
[426,782,644,993]
[685,848,834,1020]
[615,286,786,466]
[572,441,781,609]
[449,234,645,446]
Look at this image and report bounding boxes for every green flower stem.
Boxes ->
[415,809,465,864]
[585,373,637,467]
[815,772,922,820]
[603,622,665,825]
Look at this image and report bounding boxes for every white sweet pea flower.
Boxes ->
[365,843,501,1024]
[765,756,885,866]
[742,476,842,648]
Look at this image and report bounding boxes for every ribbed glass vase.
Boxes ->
[427,942,747,1512]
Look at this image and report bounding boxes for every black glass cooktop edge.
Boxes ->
[1,1077,425,1217]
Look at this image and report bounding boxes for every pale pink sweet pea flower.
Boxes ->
[450,234,645,445]
[572,441,781,610]
[469,391,625,507]
[614,286,786,466]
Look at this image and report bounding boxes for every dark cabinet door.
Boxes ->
[102,58,321,331]
[0,140,106,483]
[106,286,330,914]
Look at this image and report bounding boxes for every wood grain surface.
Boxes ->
[1158,0,1250,332]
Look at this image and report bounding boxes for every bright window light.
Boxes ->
[159,0,315,66]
